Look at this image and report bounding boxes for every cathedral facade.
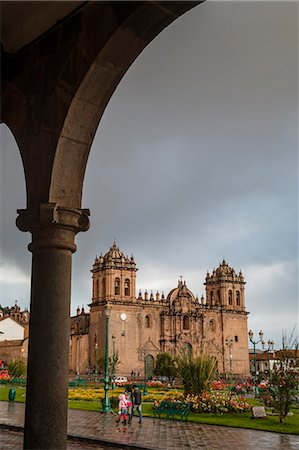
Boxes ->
[70,243,250,379]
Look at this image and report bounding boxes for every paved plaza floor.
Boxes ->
[0,401,299,450]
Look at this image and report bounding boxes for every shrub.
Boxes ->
[175,353,217,395]
[269,331,299,423]
[8,359,27,378]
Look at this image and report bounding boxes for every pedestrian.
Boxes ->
[129,385,142,424]
[116,393,128,425]
[125,386,133,420]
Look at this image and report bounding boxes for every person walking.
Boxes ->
[125,386,133,420]
[116,393,128,425]
[129,385,142,424]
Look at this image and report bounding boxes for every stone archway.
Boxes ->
[1,2,202,448]
[145,354,155,380]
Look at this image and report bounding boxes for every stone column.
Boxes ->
[17,203,89,450]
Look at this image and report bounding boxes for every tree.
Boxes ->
[8,359,27,377]
[175,352,217,395]
[109,351,119,379]
[269,331,299,423]
[154,352,176,383]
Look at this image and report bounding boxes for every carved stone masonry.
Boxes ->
[16,203,90,253]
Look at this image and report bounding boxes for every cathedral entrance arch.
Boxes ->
[182,342,193,357]
[145,354,155,380]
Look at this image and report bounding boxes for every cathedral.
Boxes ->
[70,243,250,379]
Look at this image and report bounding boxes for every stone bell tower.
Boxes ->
[91,242,137,303]
[204,259,245,310]
[89,242,138,369]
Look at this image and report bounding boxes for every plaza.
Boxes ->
[1,401,298,450]
[1,2,297,448]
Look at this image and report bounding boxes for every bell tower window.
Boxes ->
[124,279,130,296]
[236,291,240,306]
[102,278,106,296]
[145,315,151,328]
[95,279,99,298]
[210,291,214,305]
[228,290,233,305]
[115,278,120,295]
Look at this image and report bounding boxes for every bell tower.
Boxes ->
[91,242,137,303]
[204,259,245,310]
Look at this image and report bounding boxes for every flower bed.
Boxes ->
[185,392,251,413]
[153,391,251,414]
[68,388,104,401]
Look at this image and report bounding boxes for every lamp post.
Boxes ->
[102,307,111,413]
[262,339,274,382]
[112,334,116,390]
[248,329,263,396]
[141,349,148,395]
[94,342,98,383]
[225,337,234,388]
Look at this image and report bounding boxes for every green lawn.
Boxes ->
[1,385,299,434]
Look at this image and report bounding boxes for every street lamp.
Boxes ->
[112,334,116,390]
[140,348,148,395]
[102,307,111,413]
[225,337,234,387]
[94,342,98,382]
[262,339,274,382]
[248,329,263,396]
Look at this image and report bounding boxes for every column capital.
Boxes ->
[16,203,90,253]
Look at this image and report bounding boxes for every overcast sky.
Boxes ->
[1,2,298,349]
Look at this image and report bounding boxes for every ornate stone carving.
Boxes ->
[16,203,90,253]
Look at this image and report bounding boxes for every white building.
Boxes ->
[0,317,25,341]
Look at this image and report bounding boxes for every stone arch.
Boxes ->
[209,319,216,332]
[228,290,233,306]
[124,278,130,296]
[145,354,155,379]
[183,315,190,330]
[182,342,192,356]
[1,3,201,448]
[145,314,152,328]
[3,2,199,210]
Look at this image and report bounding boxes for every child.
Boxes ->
[116,393,128,425]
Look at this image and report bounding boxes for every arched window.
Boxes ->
[228,290,233,305]
[210,291,214,305]
[217,289,221,304]
[236,291,240,306]
[124,279,130,296]
[183,315,190,330]
[102,278,106,296]
[145,315,151,328]
[115,278,120,295]
[209,319,216,332]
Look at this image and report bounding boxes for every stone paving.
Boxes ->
[1,428,123,449]
[0,401,299,450]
